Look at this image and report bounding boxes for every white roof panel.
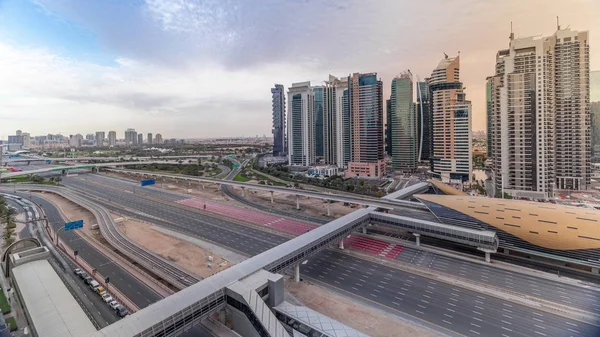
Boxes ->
[12,260,97,337]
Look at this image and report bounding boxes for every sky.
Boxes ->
[0,0,599,139]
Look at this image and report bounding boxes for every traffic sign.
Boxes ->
[140,179,156,187]
[232,164,240,169]
[64,219,84,231]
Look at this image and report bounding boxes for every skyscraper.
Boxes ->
[390,72,418,171]
[147,133,153,145]
[429,55,472,182]
[95,132,105,147]
[287,82,315,166]
[108,131,116,147]
[490,27,590,198]
[322,75,349,168]
[485,77,493,158]
[416,81,432,163]
[124,128,137,146]
[592,71,600,157]
[21,133,30,148]
[155,133,163,144]
[313,86,324,158]
[346,72,385,178]
[385,99,392,156]
[137,134,143,145]
[271,84,286,156]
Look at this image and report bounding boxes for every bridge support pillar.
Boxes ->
[339,239,344,250]
[241,187,245,197]
[218,309,226,324]
[270,191,274,204]
[217,184,221,192]
[326,201,331,216]
[362,227,367,234]
[294,264,300,283]
[295,195,300,210]
[478,248,495,263]
[201,183,205,189]
[413,233,421,247]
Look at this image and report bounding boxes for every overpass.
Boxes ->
[2,154,216,164]
[0,162,429,210]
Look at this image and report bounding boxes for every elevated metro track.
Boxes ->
[4,185,200,290]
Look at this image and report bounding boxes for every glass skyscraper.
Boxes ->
[390,72,417,171]
[313,87,324,158]
[271,84,286,156]
[416,81,432,163]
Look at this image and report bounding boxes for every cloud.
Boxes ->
[1,0,599,139]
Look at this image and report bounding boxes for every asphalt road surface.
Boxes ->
[19,192,163,308]
[61,174,600,337]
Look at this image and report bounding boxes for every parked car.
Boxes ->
[84,276,93,285]
[96,286,106,296]
[115,305,129,318]
[73,268,83,276]
[109,300,120,310]
[79,271,89,280]
[101,293,113,303]
[89,280,100,291]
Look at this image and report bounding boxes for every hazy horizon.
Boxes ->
[1,0,599,139]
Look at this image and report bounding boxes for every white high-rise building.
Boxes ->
[124,128,137,146]
[108,131,117,147]
[322,75,349,168]
[95,131,105,147]
[490,27,590,198]
[287,82,315,166]
[429,55,472,183]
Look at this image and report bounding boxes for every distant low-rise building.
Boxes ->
[308,165,339,177]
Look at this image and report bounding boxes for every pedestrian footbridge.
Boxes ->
[88,207,498,337]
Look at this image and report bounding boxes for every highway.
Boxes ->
[14,192,164,308]
[60,173,600,337]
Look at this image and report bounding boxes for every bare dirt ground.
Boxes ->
[36,192,97,236]
[286,281,445,337]
[117,218,231,278]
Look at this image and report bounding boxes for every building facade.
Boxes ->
[322,75,349,168]
[591,71,600,159]
[390,72,418,171]
[95,132,105,147]
[147,133,153,145]
[416,81,432,163]
[287,82,315,166]
[485,78,493,158]
[490,28,590,198]
[271,84,286,157]
[313,86,324,158]
[346,73,385,178]
[137,133,143,145]
[385,99,392,157]
[429,55,472,182]
[124,128,137,146]
[155,133,163,144]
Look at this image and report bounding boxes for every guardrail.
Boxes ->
[10,185,201,290]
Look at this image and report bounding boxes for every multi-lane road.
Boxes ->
[58,173,600,337]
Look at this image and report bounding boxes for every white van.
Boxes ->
[89,280,100,291]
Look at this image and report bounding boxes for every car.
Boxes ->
[84,276,93,285]
[73,268,83,276]
[79,271,89,280]
[101,293,113,303]
[96,286,106,296]
[108,300,120,310]
[115,305,129,318]
[89,280,100,291]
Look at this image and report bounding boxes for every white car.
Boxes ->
[109,300,120,310]
[101,293,114,304]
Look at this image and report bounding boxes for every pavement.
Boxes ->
[60,173,600,337]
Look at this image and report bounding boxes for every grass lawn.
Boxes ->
[233,173,250,182]
[0,289,10,315]
[5,317,16,331]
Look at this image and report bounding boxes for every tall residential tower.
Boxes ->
[429,55,472,182]
[389,71,418,171]
[346,72,385,178]
[490,27,590,198]
[287,82,315,166]
[271,84,286,157]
